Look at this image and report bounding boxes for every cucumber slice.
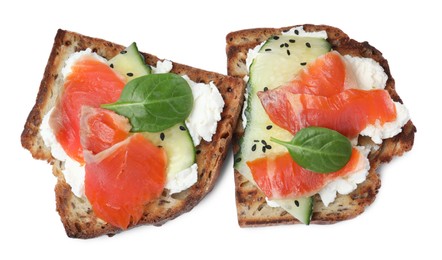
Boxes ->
[249,36,331,93]
[273,197,313,225]
[235,35,330,224]
[143,123,195,184]
[108,42,151,82]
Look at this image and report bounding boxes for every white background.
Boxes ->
[1,0,440,259]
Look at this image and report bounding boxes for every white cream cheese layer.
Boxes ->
[318,146,370,206]
[61,49,108,78]
[165,164,198,194]
[40,54,224,197]
[343,54,410,144]
[343,55,388,90]
[360,102,410,144]
[153,60,225,147]
[151,60,173,74]
[182,75,224,146]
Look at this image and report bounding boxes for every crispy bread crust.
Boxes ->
[226,24,416,226]
[21,29,245,238]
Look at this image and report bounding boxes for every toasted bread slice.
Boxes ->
[21,29,245,238]
[226,24,416,226]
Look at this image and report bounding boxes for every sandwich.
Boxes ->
[21,29,245,238]
[226,24,416,226]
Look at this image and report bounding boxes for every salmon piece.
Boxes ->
[247,148,365,199]
[80,106,131,155]
[258,51,397,139]
[50,55,126,163]
[258,89,397,139]
[278,51,347,96]
[84,134,167,229]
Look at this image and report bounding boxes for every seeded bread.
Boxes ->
[21,29,245,238]
[226,24,416,226]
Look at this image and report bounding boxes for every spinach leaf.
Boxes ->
[271,127,352,173]
[102,73,193,132]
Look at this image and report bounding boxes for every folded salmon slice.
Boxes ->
[80,106,131,155]
[84,134,167,229]
[247,148,366,199]
[258,89,397,139]
[277,51,347,96]
[50,55,126,164]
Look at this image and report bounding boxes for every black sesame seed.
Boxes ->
[300,62,307,66]
[287,49,291,56]
[306,42,311,48]
[265,48,272,52]
[294,30,299,35]
[110,63,114,68]
[273,36,280,40]
[261,140,267,145]
[266,145,272,150]
[282,29,289,33]
[235,157,242,163]
[263,87,269,92]
[160,132,165,141]
[254,140,259,142]
[127,72,134,77]
[280,43,285,48]
[266,125,273,130]
[289,39,296,43]
[120,50,127,54]
[251,144,257,152]
[284,43,289,47]
[262,146,267,153]
[294,200,300,207]
[196,150,201,155]
[179,126,186,131]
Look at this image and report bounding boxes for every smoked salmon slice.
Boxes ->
[84,133,167,229]
[258,89,397,139]
[278,51,347,97]
[247,148,366,199]
[50,55,126,163]
[80,106,131,155]
[258,51,397,139]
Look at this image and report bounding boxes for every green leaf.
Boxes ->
[101,73,193,132]
[271,127,352,173]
